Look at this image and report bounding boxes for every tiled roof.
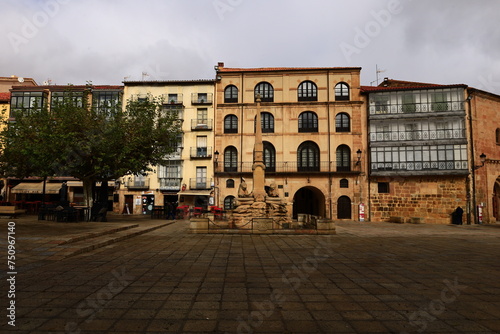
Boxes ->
[360,79,467,93]
[123,79,215,84]
[0,92,11,101]
[218,66,361,73]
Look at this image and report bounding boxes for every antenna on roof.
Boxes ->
[142,72,149,81]
[375,64,386,86]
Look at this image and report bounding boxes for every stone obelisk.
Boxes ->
[252,95,267,202]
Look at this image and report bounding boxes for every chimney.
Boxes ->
[217,62,224,68]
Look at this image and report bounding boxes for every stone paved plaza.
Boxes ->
[2,215,500,333]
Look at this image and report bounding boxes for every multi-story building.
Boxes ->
[6,84,123,207]
[118,79,215,214]
[363,79,500,224]
[213,63,368,221]
[466,87,500,224]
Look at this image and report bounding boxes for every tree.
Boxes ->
[0,86,182,219]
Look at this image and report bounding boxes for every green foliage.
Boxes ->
[0,89,182,183]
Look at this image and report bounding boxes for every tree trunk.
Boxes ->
[82,178,94,221]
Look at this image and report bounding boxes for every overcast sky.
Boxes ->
[2,0,499,94]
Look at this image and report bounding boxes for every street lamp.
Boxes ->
[474,153,487,170]
[214,150,219,168]
[356,149,362,165]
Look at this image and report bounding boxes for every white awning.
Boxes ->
[11,182,61,194]
[179,190,211,196]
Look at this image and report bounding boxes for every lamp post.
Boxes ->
[474,153,487,170]
[356,149,362,165]
[213,150,219,207]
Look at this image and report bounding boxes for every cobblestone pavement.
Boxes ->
[2,215,500,333]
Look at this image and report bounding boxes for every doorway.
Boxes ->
[293,186,325,219]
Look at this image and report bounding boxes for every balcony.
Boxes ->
[189,178,213,190]
[215,161,361,174]
[159,178,182,192]
[161,94,183,105]
[369,101,464,115]
[125,177,150,190]
[191,119,213,131]
[190,147,213,159]
[370,129,466,142]
[191,93,213,105]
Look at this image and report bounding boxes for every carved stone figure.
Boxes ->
[267,182,279,197]
[238,178,251,198]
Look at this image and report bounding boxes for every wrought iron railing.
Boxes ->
[190,147,213,159]
[125,178,150,189]
[191,119,213,130]
[191,93,213,105]
[216,161,360,173]
[189,178,213,190]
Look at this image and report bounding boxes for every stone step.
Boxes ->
[57,221,175,258]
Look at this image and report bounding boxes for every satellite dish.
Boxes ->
[18,77,24,83]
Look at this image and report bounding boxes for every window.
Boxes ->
[196,167,207,189]
[197,108,208,124]
[255,82,274,102]
[196,136,208,157]
[224,85,238,103]
[168,94,178,103]
[298,111,318,132]
[335,83,349,101]
[224,115,238,133]
[224,146,238,172]
[378,182,389,193]
[340,179,349,188]
[10,91,45,117]
[298,81,317,101]
[335,113,350,132]
[298,141,320,172]
[51,91,84,109]
[93,91,121,115]
[263,142,276,172]
[255,112,274,133]
[224,196,235,210]
[159,161,182,190]
[496,128,500,144]
[402,93,416,113]
[431,91,448,111]
[336,145,351,171]
[226,179,235,188]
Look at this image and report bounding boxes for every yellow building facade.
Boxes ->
[213,63,369,221]
[117,80,215,215]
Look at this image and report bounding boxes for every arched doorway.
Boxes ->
[337,196,352,219]
[293,187,325,219]
[494,178,500,222]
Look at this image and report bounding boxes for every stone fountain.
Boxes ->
[229,96,292,230]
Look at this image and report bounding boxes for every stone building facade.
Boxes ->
[213,63,368,221]
[467,88,500,224]
[363,80,469,224]
[363,79,500,224]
